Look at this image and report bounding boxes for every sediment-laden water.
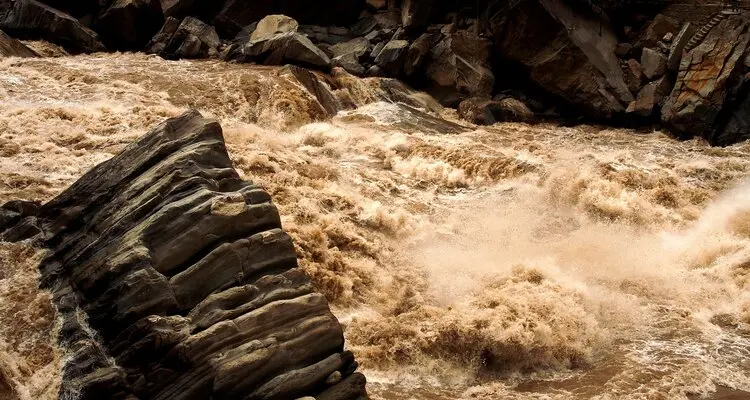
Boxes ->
[1,52,749,399]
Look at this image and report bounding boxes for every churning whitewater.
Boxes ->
[1,53,749,399]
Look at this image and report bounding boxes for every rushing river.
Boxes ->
[1,52,749,400]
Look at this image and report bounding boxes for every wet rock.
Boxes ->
[668,23,696,71]
[401,0,433,30]
[641,47,667,80]
[493,0,632,117]
[374,39,408,76]
[641,14,679,47]
[0,29,38,56]
[147,16,220,59]
[9,110,366,399]
[280,65,343,117]
[366,64,385,77]
[626,77,672,117]
[96,0,164,50]
[458,96,534,125]
[0,0,105,53]
[662,17,750,143]
[425,29,494,106]
[624,59,643,94]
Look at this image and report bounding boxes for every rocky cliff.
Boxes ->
[0,111,367,400]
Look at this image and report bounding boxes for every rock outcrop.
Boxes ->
[0,0,105,53]
[662,17,750,143]
[0,111,366,400]
[493,0,633,118]
[458,96,534,125]
[0,28,37,56]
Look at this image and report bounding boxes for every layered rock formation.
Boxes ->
[0,111,367,400]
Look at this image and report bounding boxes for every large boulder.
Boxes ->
[0,110,368,399]
[0,0,105,53]
[233,16,330,69]
[373,39,408,76]
[424,29,495,106]
[492,0,633,118]
[641,47,667,80]
[626,77,672,117]
[212,0,363,38]
[0,28,38,56]
[95,0,165,50]
[147,16,220,59]
[330,37,371,76]
[662,17,750,143]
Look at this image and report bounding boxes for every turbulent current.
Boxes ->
[1,52,750,400]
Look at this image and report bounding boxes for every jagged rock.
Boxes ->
[404,32,439,76]
[374,39,408,76]
[458,96,534,125]
[493,0,633,117]
[641,14,679,47]
[147,17,220,59]
[0,200,41,241]
[0,110,366,399]
[0,29,38,56]
[250,14,299,42]
[280,65,343,117]
[624,59,643,94]
[330,37,370,76]
[641,47,667,80]
[96,0,164,50]
[626,77,671,117]
[425,29,494,106]
[668,23,696,71]
[662,17,750,143]
[401,0,433,30]
[231,15,330,69]
[0,0,105,53]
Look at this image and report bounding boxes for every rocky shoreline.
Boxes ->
[0,0,748,145]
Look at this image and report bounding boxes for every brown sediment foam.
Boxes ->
[1,54,750,399]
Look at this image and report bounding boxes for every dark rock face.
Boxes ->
[493,0,633,118]
[0,0,105,53]
[401,0,432,30]
[147,16,220,59]
[373,39,408,76]
[662,17,750,143]
[0,111,366,399]
[425,29,494,106]
[96,0,165,50]
[640,47,667,80]
[0,28,37,56]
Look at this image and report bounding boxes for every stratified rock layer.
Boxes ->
[3,111,366,399]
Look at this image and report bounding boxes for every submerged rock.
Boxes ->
[0,0,105,53]
[0,111,366,399]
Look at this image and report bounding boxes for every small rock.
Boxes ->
[326,371,342,385]
[663,32,674,42]
[641,47,667,80]
[366,65,385,77]
[641,14,679,47]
